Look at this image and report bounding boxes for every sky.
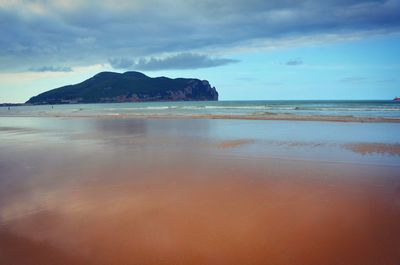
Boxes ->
[1,0,400,103]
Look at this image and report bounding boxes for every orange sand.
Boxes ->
[345,143,400,155]
[1,156,399,265]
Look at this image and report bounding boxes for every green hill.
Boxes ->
[26,71,218,104]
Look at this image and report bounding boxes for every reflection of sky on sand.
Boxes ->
[1,157,400,265]
[1,117,400,265]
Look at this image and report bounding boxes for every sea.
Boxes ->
[1,100,400,118]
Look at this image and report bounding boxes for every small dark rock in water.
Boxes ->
[26,71,219,105]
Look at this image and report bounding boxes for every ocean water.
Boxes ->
[1,100,400,118]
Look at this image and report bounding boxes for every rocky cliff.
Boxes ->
[26,71,218,104]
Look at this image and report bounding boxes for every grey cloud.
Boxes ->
[108,58,135,69]
[1,0,399,71]
[286,59,303,66]
[109,53,239,70]
[29,66,73,72]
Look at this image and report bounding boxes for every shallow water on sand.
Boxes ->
[1,117,400,265]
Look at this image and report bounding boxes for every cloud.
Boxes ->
[286,59,303,66]
[28,66,73,72]
[108,58,135,69]
[0,0,399,71]
[109,53,239,70]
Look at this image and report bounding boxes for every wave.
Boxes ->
[101,105,400,112]
[293,107,400,112]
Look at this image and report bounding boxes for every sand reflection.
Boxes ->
[1,156,400,265]
[1,118,400,265]
[345,143,400,156]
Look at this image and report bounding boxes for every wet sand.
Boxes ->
[1,111,400,123]
[216,139,255,149]
[345,143,400,156]
[1,117,400,265]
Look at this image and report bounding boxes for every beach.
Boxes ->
[2,0,400,262]
[1,115,400,265]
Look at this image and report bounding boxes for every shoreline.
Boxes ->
[1,112,400,123]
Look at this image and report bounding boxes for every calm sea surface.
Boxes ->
[1,100,400,118]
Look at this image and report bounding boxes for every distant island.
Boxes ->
[26,71,218,105]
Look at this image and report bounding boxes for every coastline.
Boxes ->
[1,112,400,123]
